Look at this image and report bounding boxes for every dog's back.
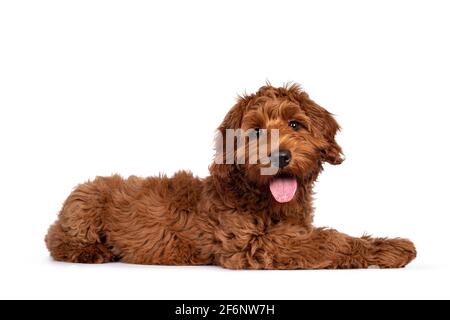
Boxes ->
[45,172,212,265]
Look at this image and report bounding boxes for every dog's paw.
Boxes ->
[74,244,114,264]
[369,238,416,268]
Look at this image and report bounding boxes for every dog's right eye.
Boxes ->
[254,128,262,137]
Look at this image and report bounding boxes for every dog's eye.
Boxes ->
[288,120,302,131]
[254,128,262,137]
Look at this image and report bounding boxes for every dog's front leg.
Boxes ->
[215,227,416,270]
[287,228,417,269]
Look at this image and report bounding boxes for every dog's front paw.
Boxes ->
[368,238,416,268]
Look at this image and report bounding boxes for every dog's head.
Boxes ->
[210,84,343,203]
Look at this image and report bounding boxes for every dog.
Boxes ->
[45,84,416,269]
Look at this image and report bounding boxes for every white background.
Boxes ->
[1,0,449,300]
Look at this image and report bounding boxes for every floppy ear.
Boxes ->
[321,135,344,165]
[291,89,344,165]
[209,95,250,178]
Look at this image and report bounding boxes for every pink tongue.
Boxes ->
[269,177,298,203]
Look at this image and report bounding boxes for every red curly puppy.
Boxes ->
[46,84,416,269]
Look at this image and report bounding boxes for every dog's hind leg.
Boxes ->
[45,182,115,263]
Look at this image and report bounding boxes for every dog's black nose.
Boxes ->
[272,149,292,168]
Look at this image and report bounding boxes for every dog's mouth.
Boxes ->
[269,174,298,203]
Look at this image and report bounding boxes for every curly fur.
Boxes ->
[45,84,416,269]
